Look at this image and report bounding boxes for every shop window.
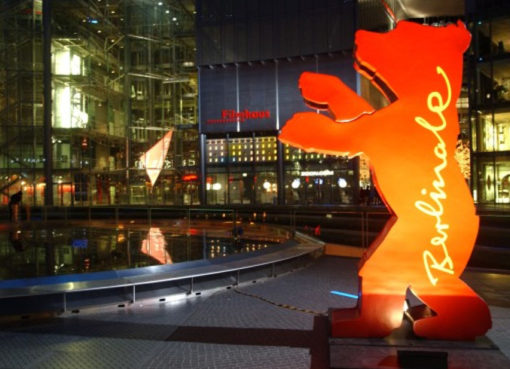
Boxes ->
[228,169,254,205]
[284,163,355,205]
[477,161,495,202]
[479,112,510,152]
[479,113,495,151]
[496,159,510,203]
[477,158,510,204]
[54,175,73,206]
[255,168,277,205]
[53,140,70,169]
[359,154,371,189]
[206,172,227,205]
[129,176,148,205]
[495,113,510,151]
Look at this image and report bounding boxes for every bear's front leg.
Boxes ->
[279,112,363,157]
[299,72,374,122]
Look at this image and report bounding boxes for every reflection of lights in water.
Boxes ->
[117,233,125,243]
[291,178,300,189]
[141,227,172,264]
[338,178,347,188]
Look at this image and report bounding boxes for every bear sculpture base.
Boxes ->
[329,316,509,369]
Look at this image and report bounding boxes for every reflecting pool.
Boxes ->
[0,221,284,281]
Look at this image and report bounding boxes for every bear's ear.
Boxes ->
[450,20,471,53]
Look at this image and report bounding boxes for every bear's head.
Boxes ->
[354,20,471,101]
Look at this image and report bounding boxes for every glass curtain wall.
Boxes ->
[0,0,198,207]
[0,1,45,207]
[469,8,510,204]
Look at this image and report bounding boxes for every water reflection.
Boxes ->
[8,229,23,252]
[0,225,280,281]
[141,227,172,265]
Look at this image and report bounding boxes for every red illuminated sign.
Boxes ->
[206,109,271,124]
[279,20,491,340]
[182,174,198,181]
[141,227,172,265]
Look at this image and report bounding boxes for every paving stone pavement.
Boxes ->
[1,256,510,369]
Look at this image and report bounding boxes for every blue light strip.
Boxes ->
[330,290,358,300]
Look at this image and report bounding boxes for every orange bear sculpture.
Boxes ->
[279,20,492,340]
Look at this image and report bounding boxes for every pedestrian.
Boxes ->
[8,190,22,222]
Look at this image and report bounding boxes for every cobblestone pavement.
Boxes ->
[1,256,509,369]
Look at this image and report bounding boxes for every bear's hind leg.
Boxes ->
[411,278,491,340]
[331,277,407,338]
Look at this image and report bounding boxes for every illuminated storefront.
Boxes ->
[468,1,510,204]
[204,134,358,205]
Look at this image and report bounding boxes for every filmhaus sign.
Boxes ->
[206,109,271,124]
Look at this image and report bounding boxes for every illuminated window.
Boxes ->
[54,49,83,76]
[53,86,88,128]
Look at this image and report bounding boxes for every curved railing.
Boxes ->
[0,223,324,316]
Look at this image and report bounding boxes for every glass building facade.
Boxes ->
[0,0,198,207]
[467,0,510,204]
[2,0,505,208]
